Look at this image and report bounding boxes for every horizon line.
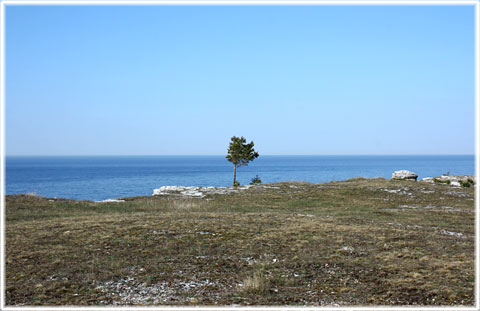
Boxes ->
[4,153,476,157]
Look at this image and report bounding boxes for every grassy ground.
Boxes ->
[5,178,475,306]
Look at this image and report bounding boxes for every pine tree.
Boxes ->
[226,136,259,186]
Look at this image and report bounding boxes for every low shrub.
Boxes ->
[459,179,475,187]
[240,271,271,295]
[433,178,451,184]
[250,175,262,185]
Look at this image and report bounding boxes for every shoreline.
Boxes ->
[7,156,475,201]
[6,174,475,203]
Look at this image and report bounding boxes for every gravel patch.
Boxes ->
[96,277,222,305]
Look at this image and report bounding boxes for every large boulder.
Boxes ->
[392,170,418,181]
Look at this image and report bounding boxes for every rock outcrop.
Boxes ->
[392,170,418,181]
[422,175,475,187]
[96,199,125,203]
[152,185,252,198]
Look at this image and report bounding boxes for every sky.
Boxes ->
[5,4,475,155]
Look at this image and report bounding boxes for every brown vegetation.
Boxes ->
[5,178,475,306]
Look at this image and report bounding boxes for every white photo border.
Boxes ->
[0,0,478,310]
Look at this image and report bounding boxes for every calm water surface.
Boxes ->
[6,155,474,201]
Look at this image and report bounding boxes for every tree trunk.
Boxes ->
[233,164,237,186]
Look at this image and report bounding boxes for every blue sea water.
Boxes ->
[5,155,475,201]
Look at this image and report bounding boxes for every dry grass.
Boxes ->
[5,178,475,306]
[240,271,271,295]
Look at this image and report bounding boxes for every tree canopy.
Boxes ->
[226,136,259,186]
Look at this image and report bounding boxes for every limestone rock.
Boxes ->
[421,177,434,183]
[152,185,252,197]
[96,198,125,203]
[392,170,418,181]
[421,175,475,187]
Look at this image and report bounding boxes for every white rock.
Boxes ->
[152,185,252,197]
[421,175,475,187]
[392,170,418,181]
[437,229,464,238]
[342,246,355,252]
[96,199,125,203]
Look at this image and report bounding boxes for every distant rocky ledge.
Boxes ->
[152,185,255,198]
[150,173,475,199]
[392,169,475,187]
[421,175,475,187]
[11,172,475,202]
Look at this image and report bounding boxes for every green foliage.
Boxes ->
[233,181,240,187]
[433,178,451,184]
[226,136,259,186]
[459,179,475,187]
[250,175,262,185]
[226,136,259,167]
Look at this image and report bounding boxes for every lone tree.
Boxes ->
[226,136,259,186]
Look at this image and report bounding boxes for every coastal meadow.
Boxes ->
[5,178,474,306]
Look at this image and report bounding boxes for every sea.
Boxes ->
[5,155,475,201]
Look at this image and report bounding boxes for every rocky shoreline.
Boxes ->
[152,185,254,198]
[421,175,475,187]
[149,173,475,199]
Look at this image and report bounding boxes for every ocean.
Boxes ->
[5,155,475,201]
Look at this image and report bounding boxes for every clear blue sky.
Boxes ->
[5,4,475,155]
